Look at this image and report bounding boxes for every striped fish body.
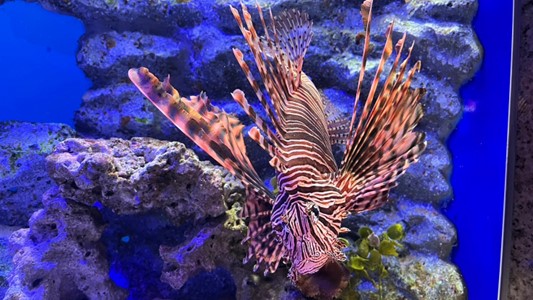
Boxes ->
[268,74,345,273]
[129,1,426,299]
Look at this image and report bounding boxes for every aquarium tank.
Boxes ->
[0,0,516,299]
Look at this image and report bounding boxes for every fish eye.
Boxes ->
[306,202,320,218]
[311,205,320,217]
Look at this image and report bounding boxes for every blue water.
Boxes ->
[446,1,514,299]
[0,1,90,126]
[0,1,515,299]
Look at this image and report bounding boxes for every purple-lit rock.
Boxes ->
[0,225,18,299]
[397,200,457,259]
[415,74,463,140]
[7,0,483,297]
[4,188,127,300]
[77,31,186,88]
[160,225,237,290]
[344,196,457,260]
[369,253,464,299]
[6,137,306,299]
[0,122,75,226]
[32,0,206,33]
[380,15,482,89]
[396,133,453,204]
[406,0,478,24]
[342,197,463,298]
[159,220,310,299]
[46,137,243,219]
[74,83,186,140]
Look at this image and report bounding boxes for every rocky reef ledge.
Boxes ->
[4,137,464,299]
[1,0,482,298]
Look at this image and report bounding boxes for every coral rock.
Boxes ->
[406,0,478,24]
[78,31,185,88]
[4,188,127,300]
[396,134,453,204]
[74,83,186,140]
[0,122,75,226]
[46,137,243,220]
[0,225,18,299]
[159,223,243,291]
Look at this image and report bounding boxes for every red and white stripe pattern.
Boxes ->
[129,0,425,296]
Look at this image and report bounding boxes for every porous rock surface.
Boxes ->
[77,31,183,87]
[7,138,286,299]
[0,225,18,299]
[4,188,126,300]
[5,0,483,298]
[509,0,533,298]
[0,122,75,226]
[46,138,242,220]
[4,137,465,299]
[345,197,457,260]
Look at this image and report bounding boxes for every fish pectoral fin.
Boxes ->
[241,188,285,275]
[335,0,426,213]
[335,130,426,213]
[321,91,351,145]
[128,67,272,197]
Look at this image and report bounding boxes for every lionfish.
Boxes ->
[129,0,425,298]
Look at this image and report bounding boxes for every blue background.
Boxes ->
[0,1,90,126]
[0,1,515,299]
[446,1,514,299]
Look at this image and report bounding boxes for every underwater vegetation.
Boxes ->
[0,0,482,299]
[341,223,405,300]
[130,0,425,298]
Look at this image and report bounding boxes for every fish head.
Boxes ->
[273,198,347,273]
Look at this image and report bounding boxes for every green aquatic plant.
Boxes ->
[270,176,279,196]
[224,203,247,232]
[134,117,150,125]
[341,223,405,299]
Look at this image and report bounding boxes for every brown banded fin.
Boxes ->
[361,0,372,29]
[230,8,288,135]
[336,0,426,213]
[321,91,350,145]
[128,67,273,200]
[241,188,286,274]
[231,89,281,149]
[273,9,313,88]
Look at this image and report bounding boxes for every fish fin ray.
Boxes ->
[128,67,273,198]
[241,188,285,274]
[322,91,351,145]
[336,0,426,213]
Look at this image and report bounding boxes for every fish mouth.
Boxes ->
[292,258,350,299]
